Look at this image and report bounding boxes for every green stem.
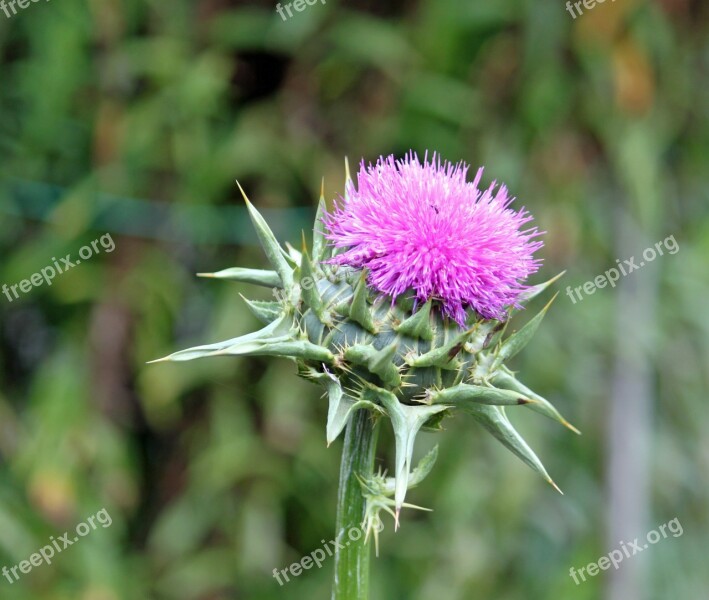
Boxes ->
[332,409,379,600]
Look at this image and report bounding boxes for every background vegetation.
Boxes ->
[0,0,707,598]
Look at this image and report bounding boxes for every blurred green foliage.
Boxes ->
[0,0,707,599]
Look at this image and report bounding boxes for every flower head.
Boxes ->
[324,153,543,325]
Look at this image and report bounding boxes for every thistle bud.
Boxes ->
[152,153,577,531]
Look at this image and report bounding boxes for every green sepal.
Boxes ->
[358,446,437,553]
[406,444,439,489]
[344,343,401,387]
[239,295,283,325]
[347,272,378,334]
[300,235,332,324]
[369,341,402,387]
[342,345,374,365]
[463,404,562,494]
[148,315,291,363]
[284,242,302,266]
[514,271,565,308]
[364,445,439,498]
[405,327,473,369]
[320,369,382,445]
[197,268,282,288]
[312,185,328,262]
[219,337,335,363]
[368,385,449,518]
[426,383,536,407]
[467,320,505,353]
[493,293,557,369]
[328,393,377,447]
[492,370,580,434]
[238,182,294,290]
[394,300,434,341]
[150,312,333,363]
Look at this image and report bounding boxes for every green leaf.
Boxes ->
[149,315,292,363]
[407,445,439,489]
[197,268,282,288]
[463,404,562,494]
[369,386,448,521]
[376,445,439,497]
[514,271,565,307]
[319,369,380,445]
[427,383,536,407]
[492,370,580,434]
[237,182,294,290]
[219,338,335,363]
[493,293,557,368]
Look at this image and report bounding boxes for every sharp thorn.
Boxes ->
[146,357,168,364]
[548,478,564,495]
[563,419,582,435]
[401,502,433,512]
[235,180,250,203]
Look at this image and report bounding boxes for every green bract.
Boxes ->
[152,173,578,530]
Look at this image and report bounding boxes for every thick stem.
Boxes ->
[332,409,379,600]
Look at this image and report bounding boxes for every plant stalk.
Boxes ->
[332,409,379,600]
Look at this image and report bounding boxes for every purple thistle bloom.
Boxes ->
[324,152,544,325]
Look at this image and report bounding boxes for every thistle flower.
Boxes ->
[151,156,576,598]
[325,153,543,325]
